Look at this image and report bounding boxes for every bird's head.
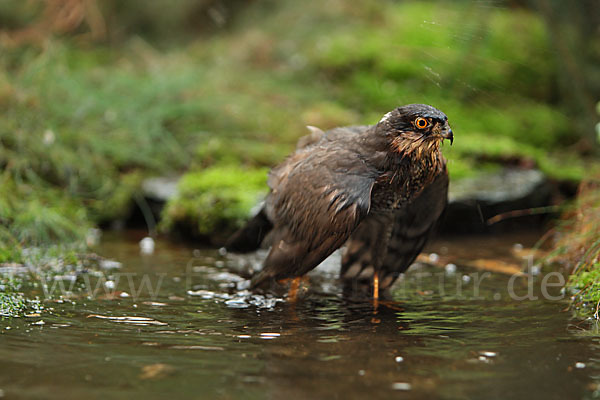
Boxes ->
[376,104,453,156]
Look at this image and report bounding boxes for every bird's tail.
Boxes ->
[225,208,273,253]
[249,268,274,290]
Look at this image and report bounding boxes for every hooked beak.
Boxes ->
[441,128,453,145]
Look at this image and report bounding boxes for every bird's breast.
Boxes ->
[370,152,443,213]
[370,176,409,213]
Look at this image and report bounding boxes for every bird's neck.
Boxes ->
[393,138,445,174]
[383,141,446,191]
[358,126,446,180]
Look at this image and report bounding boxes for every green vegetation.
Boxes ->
[0,277,43,318]
[0,0,597,263]
[0,291,28,318]
[161,166,267,242]
[545,178,600,318]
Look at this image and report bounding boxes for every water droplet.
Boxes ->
[225,299,250,309]
[237,280,251,290]
[43,129,55,145]
[140,237,155,255]
[99,259,122,270]
[445,263,457,274]
[142,301,167,307]
[188,290,216,299]
[86,228,102,247]
[391,382,411,391]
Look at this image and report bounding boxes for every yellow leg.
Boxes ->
[373,272,379,299]
[288,277,301,302]
[370,272,381,323]
[373,272,379,310]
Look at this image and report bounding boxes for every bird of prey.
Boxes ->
[226,104,453,299]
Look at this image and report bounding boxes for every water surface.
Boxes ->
[1,231,598,400]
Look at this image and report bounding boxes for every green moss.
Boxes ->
[568,265,600,304]
[160,166,268,240]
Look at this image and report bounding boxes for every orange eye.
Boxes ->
[415,117,428,129]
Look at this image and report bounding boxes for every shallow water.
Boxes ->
[1,231,599,400]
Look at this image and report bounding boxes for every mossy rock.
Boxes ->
[160,166,268,243]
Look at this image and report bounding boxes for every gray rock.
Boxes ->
[442,168,554,234]
[142,177,180,202]
[449,169,545,203]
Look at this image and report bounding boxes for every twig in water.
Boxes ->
[486,205,562,225]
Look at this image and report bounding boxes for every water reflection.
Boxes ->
[0,232,598,400]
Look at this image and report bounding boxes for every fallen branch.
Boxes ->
[486,205,562,225]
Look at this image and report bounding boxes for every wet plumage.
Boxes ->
[226,104,453,294]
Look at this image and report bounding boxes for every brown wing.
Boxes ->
[225,126,326,254]
[341,168,449,290]
[251,144,378,288]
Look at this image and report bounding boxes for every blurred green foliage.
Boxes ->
[0,0,597,253]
